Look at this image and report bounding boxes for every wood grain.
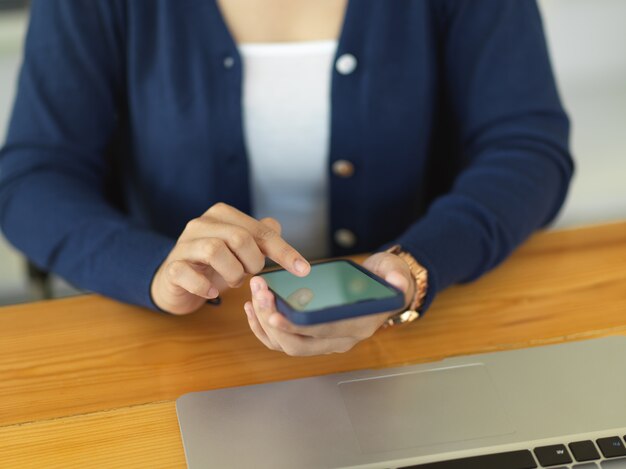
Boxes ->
[0,402,185,469]
[0,221,625,467]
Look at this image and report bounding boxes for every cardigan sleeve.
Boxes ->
[392,0,574,311]
[0,0,175,309]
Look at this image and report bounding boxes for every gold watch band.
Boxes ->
[384,244,428,327]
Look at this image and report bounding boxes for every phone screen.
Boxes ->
[261,260,398,312]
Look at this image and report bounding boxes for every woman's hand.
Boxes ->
[244,251,415,356]
[151,203,310,315]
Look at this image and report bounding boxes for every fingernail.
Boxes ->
[251,278,261,294]
[387,271,408,291]
[294,259,309,274]
[208,287,219,298]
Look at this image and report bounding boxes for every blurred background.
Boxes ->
[0,0,625,305]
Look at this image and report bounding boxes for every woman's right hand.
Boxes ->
[150,202,310,315]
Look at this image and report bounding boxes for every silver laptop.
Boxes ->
[176,336,626,468]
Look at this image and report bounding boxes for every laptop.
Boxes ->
[176,336,626,468]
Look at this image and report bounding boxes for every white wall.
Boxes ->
[0,12,28,303]
[0,11,24,141]
[538,0,626,227]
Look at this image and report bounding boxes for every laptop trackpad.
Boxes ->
[338,364,514,454]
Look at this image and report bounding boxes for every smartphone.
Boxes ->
[259,259,405,325]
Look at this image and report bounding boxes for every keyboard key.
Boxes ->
[597,437,626,458]
[534,444,572,466]
[399,449,537,469]
[573,464,600,469]
[570,440,601,461]
[601,458,626,468]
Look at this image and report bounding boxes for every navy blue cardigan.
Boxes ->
[0,0,572,312]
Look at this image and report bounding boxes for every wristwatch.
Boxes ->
[384,244,429,327]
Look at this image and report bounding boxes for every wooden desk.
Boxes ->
[1,222,625,468]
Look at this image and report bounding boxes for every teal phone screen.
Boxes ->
[261,261,397,312]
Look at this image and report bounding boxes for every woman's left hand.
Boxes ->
[244,251,415,356]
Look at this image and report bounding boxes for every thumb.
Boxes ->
[385,270,410,294]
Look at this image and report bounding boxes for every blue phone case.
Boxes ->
[260,259,405,325]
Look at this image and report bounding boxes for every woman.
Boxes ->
[0,0,573,355]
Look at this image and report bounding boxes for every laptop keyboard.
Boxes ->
[399,435,626,468]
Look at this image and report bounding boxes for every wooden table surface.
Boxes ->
[1,221,625,468]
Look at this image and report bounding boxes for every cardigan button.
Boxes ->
[332,159,355,178]
[335,53,357,75]
[334,229,357,248]
[223,56,235,69]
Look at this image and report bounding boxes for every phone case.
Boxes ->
[262,259,405,325]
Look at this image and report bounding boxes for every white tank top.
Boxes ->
[240,40,337,260]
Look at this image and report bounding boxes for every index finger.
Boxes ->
[253,225,311,276]
[206,203,310,276]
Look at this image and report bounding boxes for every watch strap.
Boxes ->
[384,244,429,327]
